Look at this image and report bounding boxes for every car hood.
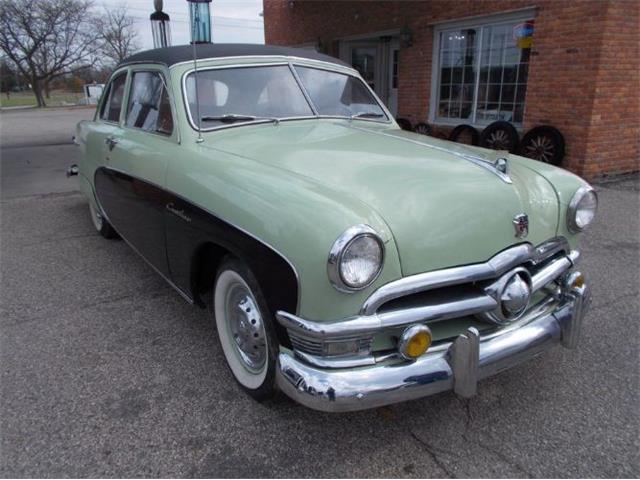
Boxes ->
[206,121,559,276]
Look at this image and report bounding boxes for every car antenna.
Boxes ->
[191,12,204,144]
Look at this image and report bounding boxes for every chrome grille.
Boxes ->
[290,334,324,356]
[290,333,373,357]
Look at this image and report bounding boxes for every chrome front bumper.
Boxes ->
[276,279,590,412]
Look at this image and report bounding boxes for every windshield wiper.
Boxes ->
[200,114,280,125]
[349,112,385,120]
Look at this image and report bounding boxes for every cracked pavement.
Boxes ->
[1,108,639,477]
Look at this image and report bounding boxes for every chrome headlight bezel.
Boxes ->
[567,185,598,233]
[327,225,385,292]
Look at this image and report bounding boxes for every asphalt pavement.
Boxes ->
[1,107,638,478]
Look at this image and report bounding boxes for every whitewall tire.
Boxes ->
[213,257,278,400]
[89,201,118,239]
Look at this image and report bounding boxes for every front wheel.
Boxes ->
[89,202,118,239]
[213,257,278,401]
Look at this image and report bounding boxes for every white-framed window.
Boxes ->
[429,10,536,127]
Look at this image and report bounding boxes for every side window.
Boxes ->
[100,73,127,123]
[125,71,174,135]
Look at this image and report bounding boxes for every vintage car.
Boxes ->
[72,44,597,412]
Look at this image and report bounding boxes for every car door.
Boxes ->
[94,67,178,280]
[83,70,128,187]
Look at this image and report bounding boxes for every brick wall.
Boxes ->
[263,0,639,179]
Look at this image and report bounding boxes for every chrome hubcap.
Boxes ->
[225,285,266,372]
[90,203,103,231]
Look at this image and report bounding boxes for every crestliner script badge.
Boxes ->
[513,213,529,238]
[166,203,192,223]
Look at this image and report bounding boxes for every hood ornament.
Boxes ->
[494,157,508,173]
[513,213,529,238]
[348,125,513,183]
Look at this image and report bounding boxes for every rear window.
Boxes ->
[125,71,174,135]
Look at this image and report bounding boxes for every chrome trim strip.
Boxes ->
[276,282,589,412]
[530,255,571,292]
[169,55,359,74]
[532,236,570,264]
[277,311,379,339]
[278,291,496,344]
[376,293,497,328]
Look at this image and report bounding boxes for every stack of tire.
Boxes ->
[448,121,566,166]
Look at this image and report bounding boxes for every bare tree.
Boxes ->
[97,5,140,66]
[0,0,101,107]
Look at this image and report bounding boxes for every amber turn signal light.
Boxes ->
[398,324,432,360]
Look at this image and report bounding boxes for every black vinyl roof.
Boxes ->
[118,44,350,68]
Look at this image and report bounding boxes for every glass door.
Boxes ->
[350,44,379,92]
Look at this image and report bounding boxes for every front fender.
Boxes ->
[510,154,591,248]
[165,145,403,321]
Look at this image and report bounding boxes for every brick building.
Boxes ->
[263,0,639,179]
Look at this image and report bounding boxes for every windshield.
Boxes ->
[185,65,313,128]
[184,64,387,129]
[294,66,386,119]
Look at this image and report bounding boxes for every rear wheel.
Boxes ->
[89,202,118,239]
[213,257,278,401]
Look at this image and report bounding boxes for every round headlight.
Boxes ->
[567,186,597,233]
[328,225,384,292]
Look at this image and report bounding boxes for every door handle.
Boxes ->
[105,137,119,151]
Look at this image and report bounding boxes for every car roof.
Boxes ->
[117,44,351,69]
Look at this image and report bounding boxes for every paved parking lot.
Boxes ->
[1,108,639,477]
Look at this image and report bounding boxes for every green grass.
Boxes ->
[0,91,84,108]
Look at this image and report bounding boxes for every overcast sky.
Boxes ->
[98,0,264,50]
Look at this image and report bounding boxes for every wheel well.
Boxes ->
[190,242,228,307]
[190,241,295,348]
